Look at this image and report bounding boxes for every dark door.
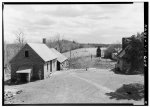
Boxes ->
[50,61,52,72]
[57,61,60,70]
[20,73,28,83]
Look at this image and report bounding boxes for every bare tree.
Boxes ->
[4,41,8,66]
[14,30,26,48]
[54,33,64,53]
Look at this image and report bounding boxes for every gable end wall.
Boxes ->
[10,44,45,81]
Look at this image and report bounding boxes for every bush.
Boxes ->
[125,33,144,73]
[104,44,121,59]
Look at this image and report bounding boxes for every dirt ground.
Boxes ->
[4,68,144,105]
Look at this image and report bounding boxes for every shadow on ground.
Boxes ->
[4,79,27,86]
[4,79,39,86]
[110,68,144,75]
[111,68,129,75]
[105,83,144,101]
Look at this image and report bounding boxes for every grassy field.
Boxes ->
[63,48,97,58]
[69,56,116,69]
[63,47,107,58]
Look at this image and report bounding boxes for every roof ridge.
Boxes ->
[27,43,57,62]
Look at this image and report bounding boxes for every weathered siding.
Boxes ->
[44,62,50,79]
[119,59,123,71]
[10,44,44,64]
[116,58,123,71]
[32,64,44,80]
[116,58,131,73]
[60,60,68,70]
[11,64,18,82]
[122,61,131,73]
[10,44,44,81]
[44,59,57,79]
[52,59,57,71]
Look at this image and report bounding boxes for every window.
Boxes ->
[25,51,29,57]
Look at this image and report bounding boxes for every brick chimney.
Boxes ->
[43,38,46,44]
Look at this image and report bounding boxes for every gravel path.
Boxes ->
[4,69,144,105]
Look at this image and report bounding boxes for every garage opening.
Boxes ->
[19,73,29,82]
[16,66,32,83]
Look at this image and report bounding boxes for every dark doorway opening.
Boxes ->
[50,61,52,72]
[57,61,60,70]
[19,73,29,83]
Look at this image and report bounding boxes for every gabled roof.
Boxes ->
[117,49,125,58]
[28,43,57,62]
[51,48,68,63]
[117,45,132,58]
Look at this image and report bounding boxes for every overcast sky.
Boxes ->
[4,3,144,44]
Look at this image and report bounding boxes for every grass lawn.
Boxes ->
[63,48,97,58]
[69,55,116,70]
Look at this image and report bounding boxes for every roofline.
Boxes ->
[117,45,131,58]
[50,48,68,62]
[27,43,46,63]
[10,43,49,64]
[57,58,68,63]
[9,43,62,64]
[27,43,57,62]
[117,49,123,57]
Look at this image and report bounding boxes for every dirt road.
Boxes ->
[5,69,144,105]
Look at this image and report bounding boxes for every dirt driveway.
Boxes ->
[4,69,144,105]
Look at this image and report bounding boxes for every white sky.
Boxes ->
[4,3,144,44]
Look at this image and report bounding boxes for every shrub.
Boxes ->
[104,44,121,59]
[125,33,144,73]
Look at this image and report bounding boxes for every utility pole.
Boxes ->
[69,46,72,69]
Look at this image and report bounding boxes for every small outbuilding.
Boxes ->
[9,43,57,82]
[115,45,131,73]
[51,48,68,70]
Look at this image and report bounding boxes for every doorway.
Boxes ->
[57,61,60,70]
[50,61,52,72]
[19,73,29,83]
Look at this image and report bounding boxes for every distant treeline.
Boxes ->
[46,40,114,53]
[80,43,113,48]
[47,40,122,53]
